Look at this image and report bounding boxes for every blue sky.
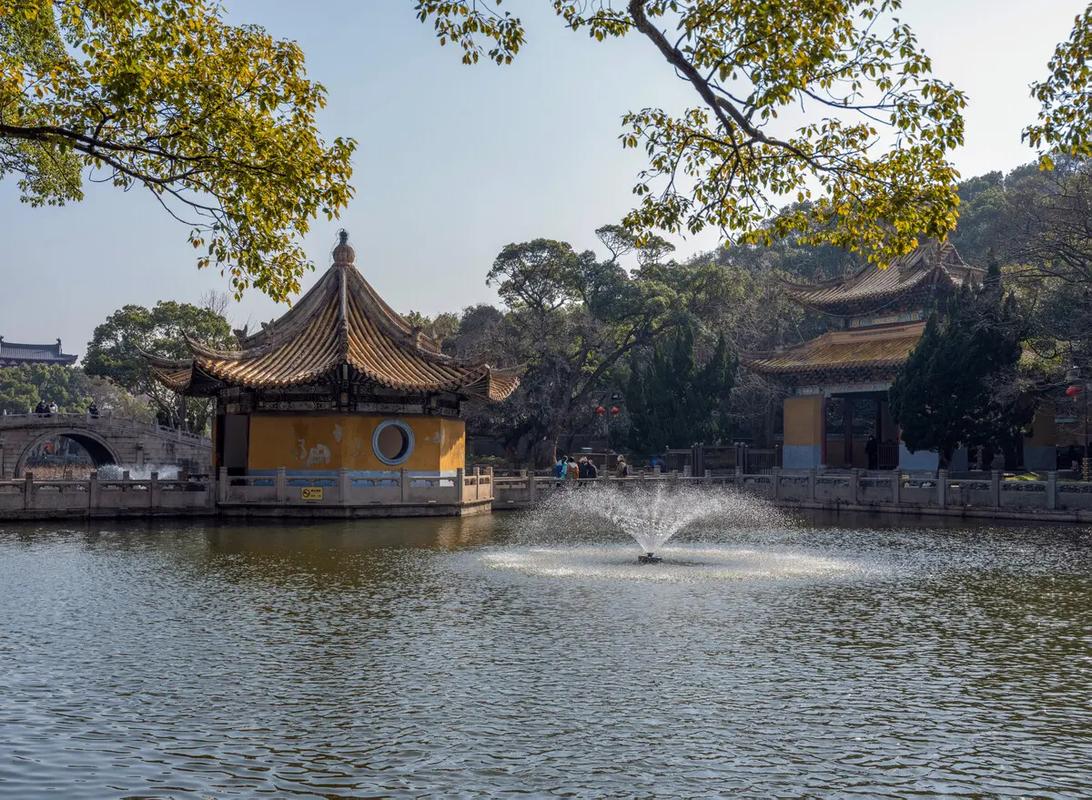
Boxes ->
[0,1,1084,357]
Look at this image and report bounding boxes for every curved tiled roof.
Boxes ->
[0,337,77,365]
[743,321,925,378]
[782,241,982,315]
[147,234,519,402]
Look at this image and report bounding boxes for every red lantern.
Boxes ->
[595,405,606,416]
[1066,384,1084,398]
[609,405,621,416]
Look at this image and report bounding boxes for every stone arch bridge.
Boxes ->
[0,414,212,478]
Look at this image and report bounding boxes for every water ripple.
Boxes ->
[0,516,1088,798]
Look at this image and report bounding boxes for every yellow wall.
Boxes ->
[1025,401,1056,446]
[246,414,465,472]
[784,395,825,446]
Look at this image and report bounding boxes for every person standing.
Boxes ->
[581,457,598,480]
[866,435,878,470]
[567,456,580,480]
[616,456,629,478]
[47,400,58,416]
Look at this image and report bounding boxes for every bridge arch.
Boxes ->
[14,429,121,477]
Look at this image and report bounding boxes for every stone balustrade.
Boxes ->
[0,470,213,519]
[492,468,1092,522]
[216,466,494,518]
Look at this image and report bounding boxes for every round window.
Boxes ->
[372,420,414,466]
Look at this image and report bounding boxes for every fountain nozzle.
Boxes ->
[637,552,662,564]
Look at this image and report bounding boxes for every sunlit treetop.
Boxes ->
[0,0,356,302]
[416,0,967,266]
[1024,4,1091,169]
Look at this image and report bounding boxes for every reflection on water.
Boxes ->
[0,513,1089,798]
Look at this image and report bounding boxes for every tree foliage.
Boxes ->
[444,226,736,464]
[948,157,1092,371]
[416,0,965,265]
[626,325,735,455]
[889,261,1027,467]
[0,0,355,301]
[83,299,233,431]
[0,363,87,413]
[1024,5,1092,166]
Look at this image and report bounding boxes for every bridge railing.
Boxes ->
[491,468,1092,517]
[0,412,209,442]
[0,470,213,517]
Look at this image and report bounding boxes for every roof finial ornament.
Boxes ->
[332,228,356,267]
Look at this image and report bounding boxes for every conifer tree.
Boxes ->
[626,327,736,455]
[889,257,1027,468]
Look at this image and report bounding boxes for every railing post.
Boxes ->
[150,471,160,509]
[808,468,817,502]
[474,466,482,500]
[772,467,781,500]
[0,439,5,479]
[218,466,228,504]
[891,469,901,505]
[275,467,287,503]
[1047,470,1057,511]
[734,465,743,489]
[937,469,948,508]
[23,471,33,511]
[990,469,1001,509]
[338,468,350,505]
[89,470,99,511]
[704,468,712,485]
[399,468,408,503]
[849,469,859,505]
[528,470,537,504]
[456,467,465,503]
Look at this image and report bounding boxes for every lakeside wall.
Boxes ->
[491,469,1092,524]
[2,468,1091,523]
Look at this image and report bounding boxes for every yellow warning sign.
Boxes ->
[301,487,324,501]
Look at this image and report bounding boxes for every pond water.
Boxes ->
[0,511,1089,798]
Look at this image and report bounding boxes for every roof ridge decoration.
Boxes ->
[147,231,519,402]
[778,239,981,316]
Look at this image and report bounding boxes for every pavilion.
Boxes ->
[744,241,983,472]
[146,231,519,514]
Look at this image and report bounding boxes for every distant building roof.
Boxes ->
[0,337,78,366]
[781,241,982,316]
[147,231,520,402]
[743,321,926,382]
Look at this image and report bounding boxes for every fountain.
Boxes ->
[534,482,783,563]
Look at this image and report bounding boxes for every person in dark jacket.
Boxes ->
[580,457,598,480]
